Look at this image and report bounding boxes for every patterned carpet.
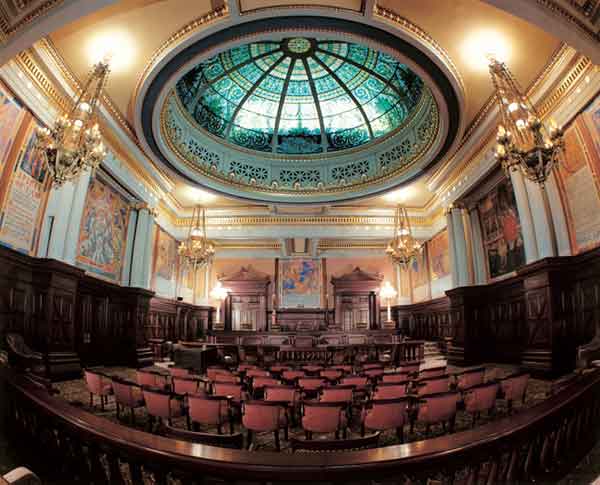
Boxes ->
[53,363,552,453]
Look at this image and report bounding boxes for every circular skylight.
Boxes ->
[175,38,424,155]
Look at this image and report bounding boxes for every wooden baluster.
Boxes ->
[486,457,500,485]
[505,448,519,483]
[118,458,134,485]
[539,431,552,471]
[98,453,112,482]
[523,438,537,480]
[465,463,480,485]
[141,465,157,485]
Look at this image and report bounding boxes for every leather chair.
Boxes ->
[5,334,44,375]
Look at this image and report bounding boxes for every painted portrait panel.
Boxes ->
[0,82,26,178]
[0,120,49,255]
[428,229,450,280]
[76,177,130,282]
[155,227,176,280]
[477,178,526,279]
[278,258,322,308]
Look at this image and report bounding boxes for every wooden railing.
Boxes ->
[4,367,600,484]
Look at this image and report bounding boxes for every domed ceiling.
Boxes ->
[175,38,424,155]
[137,17,464,204]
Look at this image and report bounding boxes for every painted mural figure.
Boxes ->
[79,206,116,265]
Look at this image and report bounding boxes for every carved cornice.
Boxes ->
[318,239,388,250]
[0,0,64,41]
[175,214,429,227]
[214,240,282,250]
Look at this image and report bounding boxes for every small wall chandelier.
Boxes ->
[36,60,110,186]
[178,206,215,269]
[489,57,564,186]
[386,205,422,267]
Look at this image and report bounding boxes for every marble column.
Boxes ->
[510,170,539,263]
[130,205,154,289]
[469,208,488,285]
[446,210,458,288]
[61,170,92,265]
[451,206,470,287]
[544,174,571,256]
[524,177,558,258]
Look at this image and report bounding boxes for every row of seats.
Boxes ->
[84,362,530,451]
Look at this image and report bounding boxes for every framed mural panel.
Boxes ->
[556,117,600,253]
[477,178,526,279]
[0,119,50,255]
[277,258,322,308]
[76,176,131,282]
[428,228,450,281]
[153,226,177,280]
[0,81,26,179]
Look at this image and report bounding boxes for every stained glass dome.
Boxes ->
[175,38,424,155]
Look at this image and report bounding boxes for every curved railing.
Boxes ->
[4,368,600,484]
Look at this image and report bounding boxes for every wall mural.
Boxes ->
[278,258,322,308]
[478,178,526,279]
[0,81,26,179]
[76,176,130,282]
[0,119,50,255]
[154,226,177,280]
[556,94,600,253]
[428,228,450,280]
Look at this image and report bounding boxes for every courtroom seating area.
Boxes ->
[53,358,548,452]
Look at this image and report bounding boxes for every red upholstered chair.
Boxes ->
[212,372,240,384]
[264,385,299,405]
[206,367,231,381]
[363,367,385,381]
[84,369,112,411]
[298,377,326,398]
[302,365,323,375]
[238,364,258,372]
[382,372,409,383]
[188,394,232,434]
[172,376,206,397]
[169,367,190,378]
[142,387,184,430]
[419,366,447,379]
[320,369,343,381]
[455,367,486,391]
[500,373,529,413]
[301,402,348,440]
[341,375,370,393]
[246,369,271,378]
[269,365,290,374]
[282,369,305,382]
[251,377,280,397]
[242,401,288,451]
[213,382,245,404]
[319,385,354,403]
[415,391,459,435]
[417,376,450,396]
[111,378,144,424]
[361,398,409,442]
[363,363,383,370]
[398,362,420,375]
[331,365,353,374]
[136,369,170,390]
[464,382,500,426]
[373,382,408,400]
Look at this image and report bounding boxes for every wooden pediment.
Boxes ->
[219,265,271,282]
[331,267,383,284]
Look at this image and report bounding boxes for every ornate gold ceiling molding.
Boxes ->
[536,0,600,41]
[215,240,282,250]
[175,214,429,227]
[318,239,388,250]
[0,0,64,41]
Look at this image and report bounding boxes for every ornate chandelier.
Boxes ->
[178,206,215,268]
[489,57,564,186]
[35,60,110,186]
[386,205,422,267]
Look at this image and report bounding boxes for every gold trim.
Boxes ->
[176,214,428,226]
[318,239,388,249]
[0,1,65,40]
[215,240,282,250]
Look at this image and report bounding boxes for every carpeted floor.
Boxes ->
[53,363,552,453]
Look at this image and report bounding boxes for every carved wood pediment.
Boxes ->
[331,267,383,284]
[219,265,271,282]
